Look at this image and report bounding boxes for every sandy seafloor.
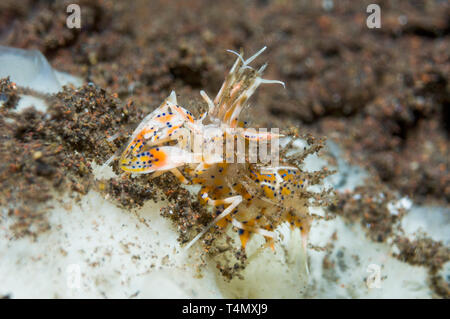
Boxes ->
[0,0,449,298]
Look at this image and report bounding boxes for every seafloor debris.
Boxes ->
[0,77,18,109]
[0,78,142,237]
[330,178,450,297]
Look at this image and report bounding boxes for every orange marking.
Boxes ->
[173,107,194,123]
[281,187,291,196]
[167,125,181,135]
[150,148,167,168]
[216,218,228,228]
[155,114,175,123]
[239,230,250,249]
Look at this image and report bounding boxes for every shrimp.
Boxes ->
[119,47,312,252]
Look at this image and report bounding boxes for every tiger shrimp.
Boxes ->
[119,46,313,253]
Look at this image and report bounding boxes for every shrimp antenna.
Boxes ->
[244,46,267,66]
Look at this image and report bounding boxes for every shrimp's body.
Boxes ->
[120,47,312,250]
